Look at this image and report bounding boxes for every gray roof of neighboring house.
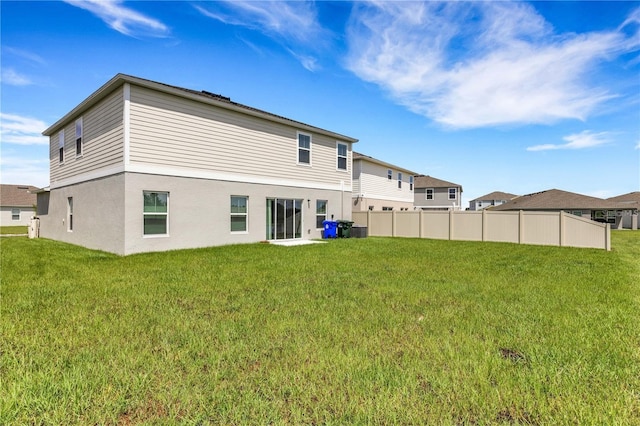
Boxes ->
[607,191,640,203]
[491,189,636,211]
[353,152,419,175]
[0,184,39,207]
[43,74,358,143]
[471,191,518,202]
[414,175,463,191]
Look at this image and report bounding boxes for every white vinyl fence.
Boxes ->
[352,210,611,250]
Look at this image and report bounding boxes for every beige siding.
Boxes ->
[50,89,124,187]
[356,161,414,202]
[128,86,351,188]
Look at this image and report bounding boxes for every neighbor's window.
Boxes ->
[387,169,392,181]
[67,197,73,232]
[143,191,169,236]
[337,143,347,170]
[11,208,20,221]
[397,172,402,189]
[426,188,434,200]
[409,176,414,191]
[230,196,248,232]
[298,132,311,165]
[382,206,393,211]
[75,118,83,157]
[316,200,327,228]
[448,188,457,200]
[59,130,65,164]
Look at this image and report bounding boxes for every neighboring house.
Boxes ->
[352,152,418,212]
[0,184,39,226]
[413,175,463,211]
[469,191,518,211]
[607,192,640,229]
[491,189,638,229]
[39,74,358,255]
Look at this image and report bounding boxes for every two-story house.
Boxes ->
[413,175,463,211]
[469,191,518,211]
[39,74,358,255]
[352,152,418,212]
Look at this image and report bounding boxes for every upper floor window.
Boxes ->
[75,118,83,157]
[336,143,347,170]
[58,130,65,164]
[449,188,457,200]
[298,133,311,165]
[230,196,248,232]
[426,188,434,200]
[409,176,414,191]
[397,172,402,189]
[387,169,392,181]
[143,191,169,236]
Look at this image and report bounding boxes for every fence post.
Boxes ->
[449,209,454,241]
[419,209,424,239]
[392,209,397,237]
[482,209,487,242]
[518,210,524,245]
[367,209,371,230]
[559,211,565,247]
[605,223,611,251]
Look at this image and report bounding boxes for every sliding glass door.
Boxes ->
[266,198,303,240]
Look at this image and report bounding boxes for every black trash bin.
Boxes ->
[336,220,354,238]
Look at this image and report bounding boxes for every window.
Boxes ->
[59,130,65,164]
[75,118,83,157]
[298,133,311,165]
[426,189,434,200]
[387,169,392,181]
[448,188,457,200]
[382,206,393,211]
[397,172,402,189]
[67,197,73,231]
[11,209,20,221]
[316,200,327,228]
[231,196,248,232]
[368,206,374,211]
[143,191,168,236]
[337,143,347,170]
[409,176,414,191]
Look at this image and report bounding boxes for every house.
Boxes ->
[38,74,358,255]
[0,184,39,226]
[413,175,463,211]
[607,192,640,229]
[490,189,638,229]
[352,152,418,212]
[469,191,518,211]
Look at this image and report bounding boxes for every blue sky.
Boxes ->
[2,0,639,205]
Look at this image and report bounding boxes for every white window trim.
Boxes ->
[58,130,65,164]
[397,172,402,189]
[143,191,169,238]
[409,176,414,191]
[230,195,249,234]
[336,142,348,172]
[426,188,434,200]
[11,208,20,221]
[297,131,312,166]
[75,117,83,158]
[67,197,73,232]
[387,169,393,181]
[316,199,328,229]
[448,188,457,200]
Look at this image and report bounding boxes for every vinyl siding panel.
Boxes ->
[357,161,413,202]
[129,86,351,188]
[50,89,124,186]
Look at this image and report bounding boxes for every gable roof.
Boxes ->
[414,175,462,191]
[0,184,39,207]
[472,191,518,202]
[353,152,419,175]
[608,191,640,203]
[491,189,636,211]
[43,73,358,143]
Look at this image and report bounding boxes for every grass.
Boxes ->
[1,232,639,424]
[0,226,28,235]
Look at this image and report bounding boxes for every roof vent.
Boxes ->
[201,90,230,102]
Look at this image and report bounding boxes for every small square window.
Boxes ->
[426,189,434,200]
[448,188,457,200]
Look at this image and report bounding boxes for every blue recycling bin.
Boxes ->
[322,220,338,239]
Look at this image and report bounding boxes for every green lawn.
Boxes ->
[0,226,28,235]
[1,232,639,424]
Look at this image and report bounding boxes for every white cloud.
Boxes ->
[635,141,640,150]
[0,155,49,188]
[3,47,46,65]
[1,113,49,145]
[1,69,33,86]
[345,2,638,128]
[64,0,169,37]
[527,131,613,151]
[195,1,326,70]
